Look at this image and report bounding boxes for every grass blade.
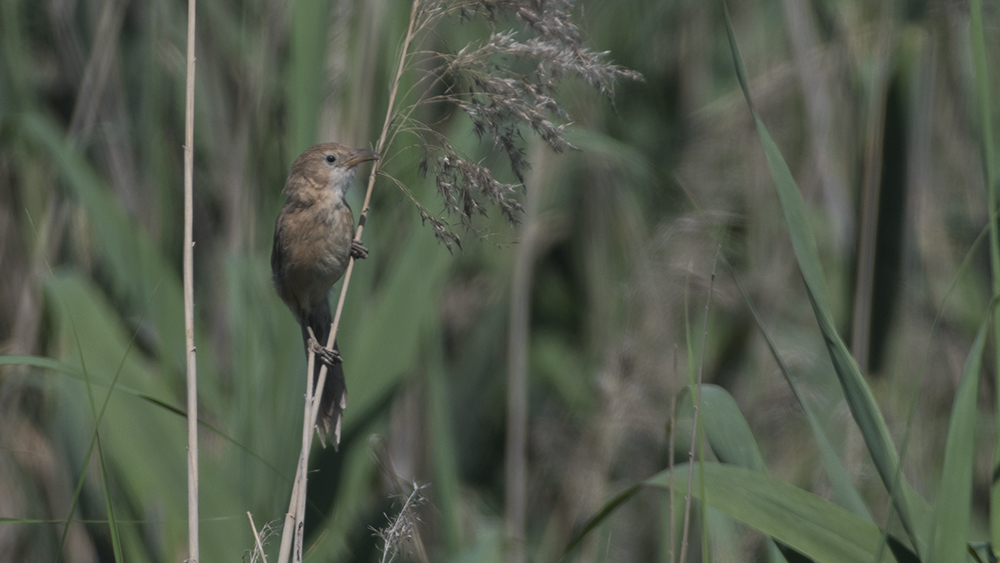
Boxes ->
[727,261,872,522]
[926,301,992,562]
[675,384,788,563]
[563,484,643,557]
[968,0,1000,548]
[676,385,764,472]
[49,281,127,562]
[721,1,929,552]
[651,464,899,563]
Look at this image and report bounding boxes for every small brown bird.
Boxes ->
[271,142,377,447]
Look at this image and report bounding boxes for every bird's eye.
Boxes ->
[326,154,336,164]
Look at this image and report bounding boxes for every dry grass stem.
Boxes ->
[245,518,281,563]
[247,512,267,563]
[182,0,199,561]
[276,345,317,563]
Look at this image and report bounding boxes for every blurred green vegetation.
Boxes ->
[0,0,996,562]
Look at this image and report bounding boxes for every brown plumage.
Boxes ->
[271,142,377,447]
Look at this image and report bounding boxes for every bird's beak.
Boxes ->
[343,149,379,169]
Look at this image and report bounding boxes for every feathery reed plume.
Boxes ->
[244,519,281,563]
[379,0,643,246]
[372,482,430,563]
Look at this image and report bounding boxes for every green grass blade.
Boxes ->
[727,261,872,522]
[53,283,116,562]
[968,0,1000,548]
[927,302,992,562]
[563,484,644,557]
[49,272,141,562]
[56,409,100,563]
[95,433,124,562]
[721,2,929,552]
[677,384,788,563]
[968,542,994,563]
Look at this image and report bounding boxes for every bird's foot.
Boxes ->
[350,240,368,260]
[308,337,342,366]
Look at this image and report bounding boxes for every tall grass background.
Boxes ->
[0,0,995,562]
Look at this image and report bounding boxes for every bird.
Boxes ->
[271,142,378,448]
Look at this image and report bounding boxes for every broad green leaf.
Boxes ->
[676,384,787,563]
[677,384,765,472]
[340,221,451,428]
[650,464,900,563]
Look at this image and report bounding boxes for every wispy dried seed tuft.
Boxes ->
[243,519,281,563]
[386,0,642,245]
[372,482,430,563]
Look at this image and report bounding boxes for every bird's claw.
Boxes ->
[308,337,342,366]
[350,240,368,260]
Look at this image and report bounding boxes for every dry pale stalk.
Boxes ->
[248,512,267,562]
[276,347,316,563]
[182,0,199,561]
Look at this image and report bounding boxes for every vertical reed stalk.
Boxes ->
[182,0,199,560]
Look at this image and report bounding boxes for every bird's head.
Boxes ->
[286,143,379,200]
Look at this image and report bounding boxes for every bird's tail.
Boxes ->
[302,300,348,449]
